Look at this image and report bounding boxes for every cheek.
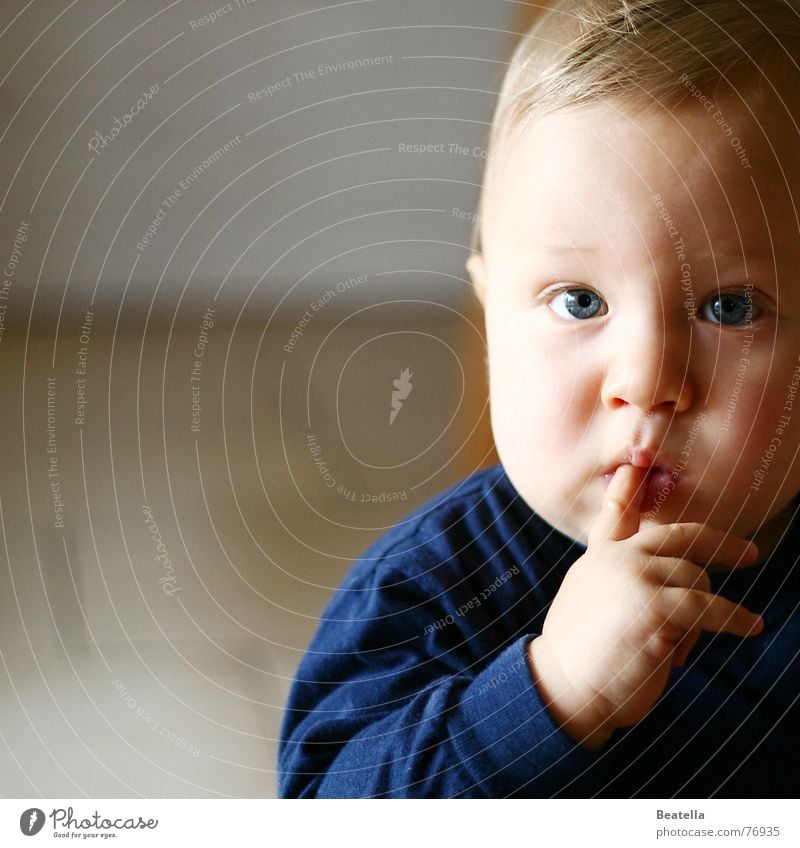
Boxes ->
[733,350,793,417]
[491,328,601,443]
[489,354,598,464]
[489,314,596,394]
[706,350,800,481]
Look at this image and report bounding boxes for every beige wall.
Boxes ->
[0,306,492,797]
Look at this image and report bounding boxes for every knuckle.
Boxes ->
[684,564,711,593]
[662,556,689,582]
[644,632,675,661]
[685,588,713,619]
[654,613,683,641]
[644,523,692,556]
[621,546,648,578]
[695,570,712,593]
[601,494,628,517]
[664,523,698,550]
[627,577,653,608]
[635,530,670,560]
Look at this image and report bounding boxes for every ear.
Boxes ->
[465,254,488,307]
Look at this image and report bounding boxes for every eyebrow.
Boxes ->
[536,243,775,260]
[710,247,774,261]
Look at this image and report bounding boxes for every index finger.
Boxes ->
[588,463,648,546]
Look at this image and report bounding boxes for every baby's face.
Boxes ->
[468,93,800,546]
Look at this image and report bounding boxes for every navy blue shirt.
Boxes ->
[278,464,800,797]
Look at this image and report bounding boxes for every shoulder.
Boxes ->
[368,464,508,553]
[335,463,546,596]
[360,465,516,565]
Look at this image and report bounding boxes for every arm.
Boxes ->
[277,558,601,798]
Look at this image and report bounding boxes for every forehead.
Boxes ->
[483,94,800,266]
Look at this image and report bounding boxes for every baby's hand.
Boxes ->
[527,464,764,751]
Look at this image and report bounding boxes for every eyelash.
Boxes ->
[537,284,762,326]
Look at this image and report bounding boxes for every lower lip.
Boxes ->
[602,467,679,513]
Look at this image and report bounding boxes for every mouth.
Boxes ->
[601,450,680,513]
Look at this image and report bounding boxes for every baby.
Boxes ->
[279,0,800,797]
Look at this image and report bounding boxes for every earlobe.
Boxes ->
[466,254,488,307]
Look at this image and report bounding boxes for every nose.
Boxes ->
[600,320,693,413]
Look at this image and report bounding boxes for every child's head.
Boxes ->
[466,0,800,546]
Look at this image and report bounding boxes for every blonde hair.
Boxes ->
[471,0,800,254]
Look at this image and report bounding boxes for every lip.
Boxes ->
[602,446,677,476]
[601,447,681,513]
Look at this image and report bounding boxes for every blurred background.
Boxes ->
[0,0,544,798]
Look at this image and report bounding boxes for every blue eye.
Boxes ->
[701,292,759,326]
[549,288,607,320]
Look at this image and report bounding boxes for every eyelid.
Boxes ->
[713,285,770,306]
[705,286,769,311]
[532,282,602,306]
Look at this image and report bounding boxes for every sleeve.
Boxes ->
[277,555,602,798]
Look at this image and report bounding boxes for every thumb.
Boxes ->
[588,463,648,546]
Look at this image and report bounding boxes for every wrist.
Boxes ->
[527,636,613,752]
